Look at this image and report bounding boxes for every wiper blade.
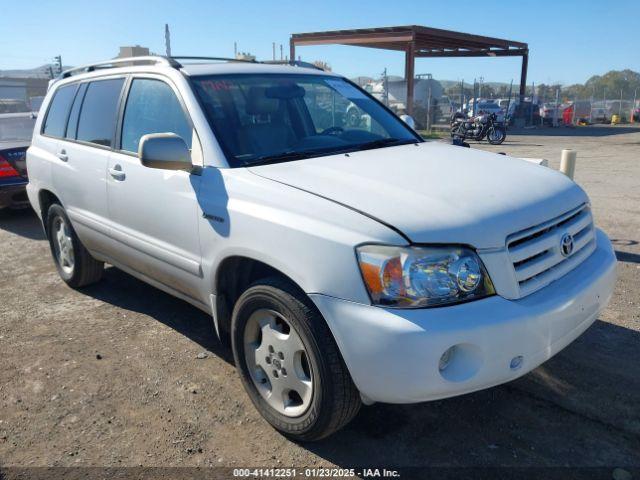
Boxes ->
[246,146,353,166]
[246,138,416,166]
[247,149,328,166]
[356,137,414,151]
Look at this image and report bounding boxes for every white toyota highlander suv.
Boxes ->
[26,56,617,440]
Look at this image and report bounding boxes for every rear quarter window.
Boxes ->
[42,84,77,137]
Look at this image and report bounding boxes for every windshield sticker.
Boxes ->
[324,79,368,100]
[199,80,232,92]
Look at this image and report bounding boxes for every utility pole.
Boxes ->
[272,42,276,61]
[530,82,535,125]
[382,68,389,106]
[553,87,560,127]
[53,55,62,75]
[164,24,171,57]
[426,74,433,133]
[472,78,477,117]
[619,88,623,119]
[505,79,513,121]
[234,42,237,58]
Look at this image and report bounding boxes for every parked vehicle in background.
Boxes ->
[0,105,35,208]
[470,101,503,119]
[495,98,511,111]
[590,107,608,124]
[0,99,30,114]
[539,103,564,125]
[27,56,616,440]
[507,101,541,126]
[451,112,506,144]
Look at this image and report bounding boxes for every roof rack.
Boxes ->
[58,55,324,80]
[170,56,258,64]
[60,56,180,79]
[262,60,325,71]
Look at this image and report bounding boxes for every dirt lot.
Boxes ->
[1,126,639,474]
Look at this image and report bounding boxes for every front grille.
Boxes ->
[506,203,596,297]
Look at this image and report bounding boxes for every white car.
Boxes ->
[540,103,564,125]
[27,56,617,440]
[468,101,504,120]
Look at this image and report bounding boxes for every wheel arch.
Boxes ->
[38,189,63,233]
[213,255,309,345]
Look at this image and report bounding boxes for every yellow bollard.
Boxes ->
[560,149,577,180]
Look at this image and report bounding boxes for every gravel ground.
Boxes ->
[0,126,639,474]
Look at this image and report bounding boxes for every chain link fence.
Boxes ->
[354,74,640,132]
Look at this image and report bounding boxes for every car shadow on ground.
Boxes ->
[81,266,235,365]
[81,263,640,467]
[0,207,45,240]
[616,250,640,264]
[507,126,640,137]
[5,207,638,467]
[303,319,640,468]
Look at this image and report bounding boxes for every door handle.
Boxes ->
[57,150,68,162]
[108,164,126,181]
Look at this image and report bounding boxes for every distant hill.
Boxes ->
[0,64,71,79]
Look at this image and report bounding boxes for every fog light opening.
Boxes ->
[510,355,524,371]
[438,343,484,382]
[439,346,456,372]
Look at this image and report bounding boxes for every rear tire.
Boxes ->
[231,277,361,441]
[46,203,103,288]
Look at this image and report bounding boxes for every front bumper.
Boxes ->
[310,229,617,403]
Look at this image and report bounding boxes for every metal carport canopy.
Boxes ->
[290,25,529,115]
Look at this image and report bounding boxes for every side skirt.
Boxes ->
[91,250,212,315]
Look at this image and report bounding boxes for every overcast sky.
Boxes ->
[3,0,639,85]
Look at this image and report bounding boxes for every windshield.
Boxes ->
[192,74,420,167]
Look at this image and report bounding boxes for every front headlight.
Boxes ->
[356,244,495,308]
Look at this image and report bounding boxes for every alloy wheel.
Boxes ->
[53,216,74,275]
[243,308,313,417]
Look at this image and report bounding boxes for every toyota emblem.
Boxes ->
[560,233,574,257]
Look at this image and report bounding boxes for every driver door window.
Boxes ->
[121,78,192,153]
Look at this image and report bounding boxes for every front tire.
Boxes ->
[231,277,361,441]
[46,203,104,288]
[487,126,506,145]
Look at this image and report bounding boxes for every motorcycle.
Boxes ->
[450,112,506,145]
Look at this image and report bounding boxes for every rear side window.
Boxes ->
[121,79,192,153]
[76,78,125,147]
[42,85,77,137]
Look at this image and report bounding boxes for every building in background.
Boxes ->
[117,45,150,58]
[0,80,27,102]
[236,52,256,61]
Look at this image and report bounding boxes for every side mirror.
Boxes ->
[139,133,192,171]
[399,114,416,129]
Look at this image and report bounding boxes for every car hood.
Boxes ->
[248,142,588,248]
